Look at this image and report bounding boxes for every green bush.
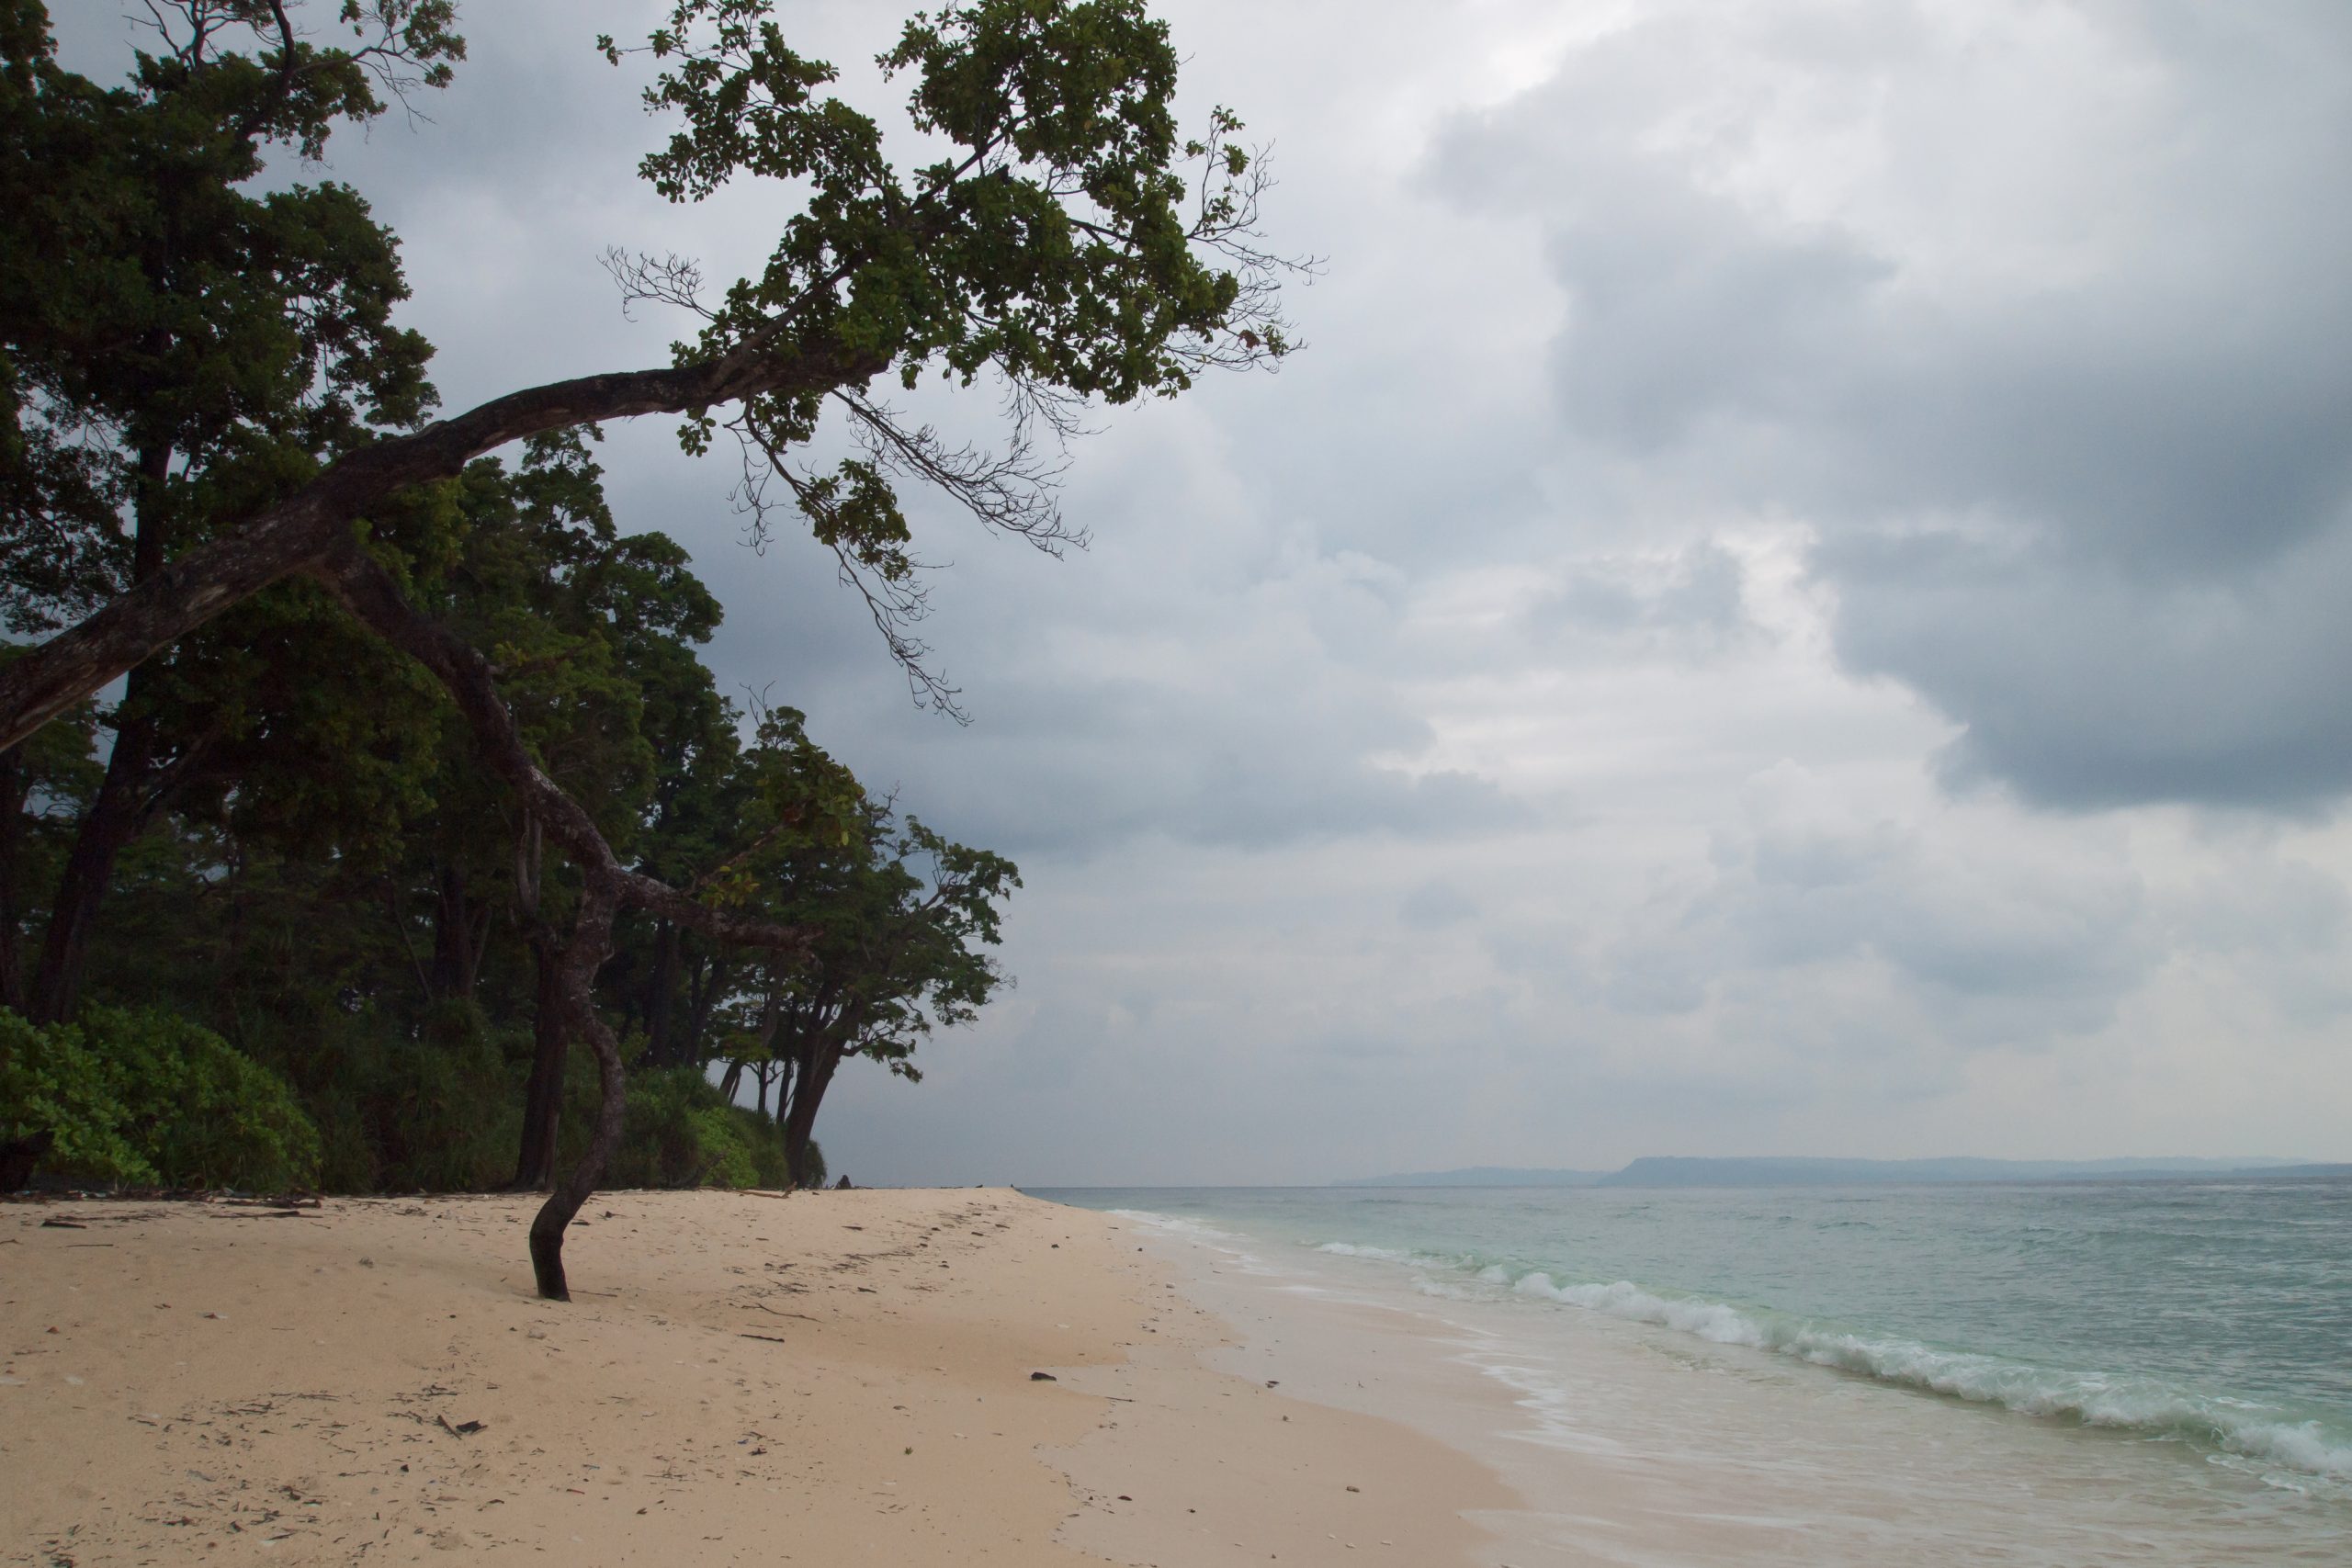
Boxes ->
[0,1010,153,1184]
[589,1064,793,1190]
[0,1006,321,1190]
[687,1105,761,1188]
[303,1004,522,1192]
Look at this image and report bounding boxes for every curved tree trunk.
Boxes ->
[0,370,825,1288]
[781,1047,842,1190]
[308,540,811,1299]
[526,878,625,1301]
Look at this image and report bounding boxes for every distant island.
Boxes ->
[1337,1156,2348,1189]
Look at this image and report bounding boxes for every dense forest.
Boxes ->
[0,415,1023,1195]
[0,0,1291,1295]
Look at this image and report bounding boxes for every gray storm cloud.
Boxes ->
[43,0,2352,1179]
[1438,0,2352,812]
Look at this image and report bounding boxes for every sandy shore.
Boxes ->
[0,1190,1506,1565]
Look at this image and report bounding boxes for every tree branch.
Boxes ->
[307,539,818,958]
[0,344,885,754]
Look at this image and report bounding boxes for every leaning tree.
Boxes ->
[0,0,1295,1297]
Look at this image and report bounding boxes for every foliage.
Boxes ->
[0,1003,320,1190]
[291,1004,524,1193]
[0,1006,150,1182]
[0,0,1290,1216]
[593,0,1299,709]
[0,0,461,634]
[590,1063,794,1190]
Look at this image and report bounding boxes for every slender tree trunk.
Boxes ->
[28,442,176,1025]
[717,1057,742,1103]
[644,919,679,1065]
[429,861,486,1001]
[526,877,626,1302]
[510,931,568,1190]
[0,744,28,1014]
[29,699,162,1024]
[781,1046,842,1190]
[685,951,730,1062]
[743,983,783,1116]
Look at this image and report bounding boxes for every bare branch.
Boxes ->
[832,390,1083,557]
[601,248,712,323]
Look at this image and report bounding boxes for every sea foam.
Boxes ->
[1317,1246,2352,1487]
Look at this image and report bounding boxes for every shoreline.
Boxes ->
[1094,1193,2352,1567]
[1,1190,1508,1566]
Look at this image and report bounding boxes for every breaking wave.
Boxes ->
[1315,1246,2352,1488]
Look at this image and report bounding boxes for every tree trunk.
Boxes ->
[28,698,164,1024]
[510,930,568,1191]
[428,861,487,1001]
[0,744,28,1014]
[526,878,625,1302]
[644,919,679,1066]
[307,542,812,1299]
[781,1047,842,1191]
[28,443,179,1025]
[684,950,730,1063]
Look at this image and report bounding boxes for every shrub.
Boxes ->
[317,1006,521,1192]
[0,1010,153,1186]
[587,1065,793,1190]
[687,1106,761,1189]
[0,1007,321,1190]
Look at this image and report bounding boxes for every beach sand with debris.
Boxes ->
[0,1189,1505,1565]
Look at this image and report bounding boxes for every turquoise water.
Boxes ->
[1041,1180,2352,1495]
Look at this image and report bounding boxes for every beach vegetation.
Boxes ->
[0,1004,321,1190]
[0,0,1294,1295]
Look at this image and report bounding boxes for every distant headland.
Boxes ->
[1336,1156,2351,1189]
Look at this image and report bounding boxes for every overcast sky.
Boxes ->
[64,0,2352,1182]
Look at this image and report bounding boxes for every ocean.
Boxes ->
[1039,1179,2352,1564]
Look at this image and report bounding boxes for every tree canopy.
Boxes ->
[0,0,1295,1298]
